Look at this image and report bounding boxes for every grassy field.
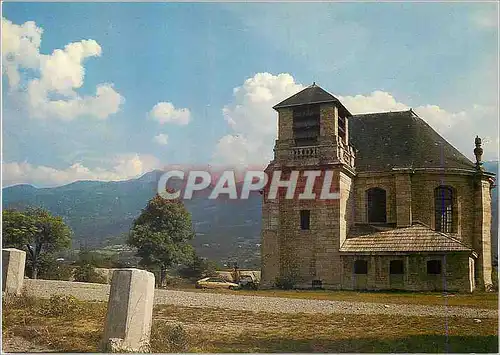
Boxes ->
[2,294,498,353]
[171,287,499,309]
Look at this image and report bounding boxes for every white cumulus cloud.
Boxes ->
[153,133,169,145]
[149,102,191,125]
[1,17,124,120]
[213,73,498,166]
[2,154,161,188]
[213,72,304,166]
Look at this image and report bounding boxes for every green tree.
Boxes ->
[2,209,38,244]
[2,207,72,279]
[128,194,195,286]
[34,253,73,281]
[178,254,219,280]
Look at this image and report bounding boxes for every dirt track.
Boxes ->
[23,279,498,319]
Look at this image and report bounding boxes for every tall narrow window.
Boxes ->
[434,186,453,233]
[293,105,320,147]
[338,115,346,143]
[300,210,310,230]
[367,187,387,223]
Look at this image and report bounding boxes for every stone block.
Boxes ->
[2,248,26,295]
[102,268,155,352]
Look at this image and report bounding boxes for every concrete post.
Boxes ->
[2,248,26,295]
[102,268,155,352]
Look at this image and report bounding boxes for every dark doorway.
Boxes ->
[367,187,387,223]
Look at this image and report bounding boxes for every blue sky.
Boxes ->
[2,2,498,187]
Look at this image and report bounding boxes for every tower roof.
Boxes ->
[349,110,476,172]
[273,83,352,116]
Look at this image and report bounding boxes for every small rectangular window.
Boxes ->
[390,260,404,275]
[427,260,442,275]
[354,260,368,274]
[300,210,310,230]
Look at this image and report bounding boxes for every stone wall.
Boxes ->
[411,171,475,243]
[353,173,396,224]
[340,252,473,293]
[23,279,111,301]
[475,178,493,287]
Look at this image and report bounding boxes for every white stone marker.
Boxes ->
[102,268,155,352]
[2,248,26,295]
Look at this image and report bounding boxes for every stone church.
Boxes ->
[260,83,495,293]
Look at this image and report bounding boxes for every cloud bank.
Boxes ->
[2,17,124,120]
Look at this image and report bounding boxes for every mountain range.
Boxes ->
[2,162,498,267]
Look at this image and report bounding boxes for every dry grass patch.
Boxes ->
[174,287,499,309]
[2,295,498,353]
[154,305,499,353]
[2,294,106,352]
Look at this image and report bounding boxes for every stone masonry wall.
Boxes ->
[411,172,475,244]
[353,174,396,224]
[474,178,493,287]
[340,253,473,293]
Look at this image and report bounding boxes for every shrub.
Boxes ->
[151,322,189,352]
[37,254,73,281]
[73,264,107,284]
[275,275,298,290]
[178,256,219,280]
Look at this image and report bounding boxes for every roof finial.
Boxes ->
[474,135,484,171]
[312,81,316,87]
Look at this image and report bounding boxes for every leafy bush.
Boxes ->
[73,264,107,284]
[275,275,298,290]
[178,256,219,280]
[26,253,73,281]
[151,322,189,352]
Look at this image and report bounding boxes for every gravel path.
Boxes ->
[154,289,498,319]
[23,280,497,319]
[2,335,56,353]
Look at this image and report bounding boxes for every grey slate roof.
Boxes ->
[273,84,479,173]
[349,110,476,172]
[340,223,474,254]
[273,84,352,117]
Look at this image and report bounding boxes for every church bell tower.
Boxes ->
[260,83,356,289]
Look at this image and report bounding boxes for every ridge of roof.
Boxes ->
[352,109,413,117]
[273,84,338,110]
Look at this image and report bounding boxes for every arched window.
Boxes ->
[367,187,387,223]
[434,186,454,233]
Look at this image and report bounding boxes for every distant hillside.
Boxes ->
[2,170,262,267]
[2,161,498,266]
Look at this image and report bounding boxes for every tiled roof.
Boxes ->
[349,110,476,172]
[273,84,352,116]
[340,223,474,254]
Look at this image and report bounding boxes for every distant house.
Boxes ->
[260,83,495,293]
